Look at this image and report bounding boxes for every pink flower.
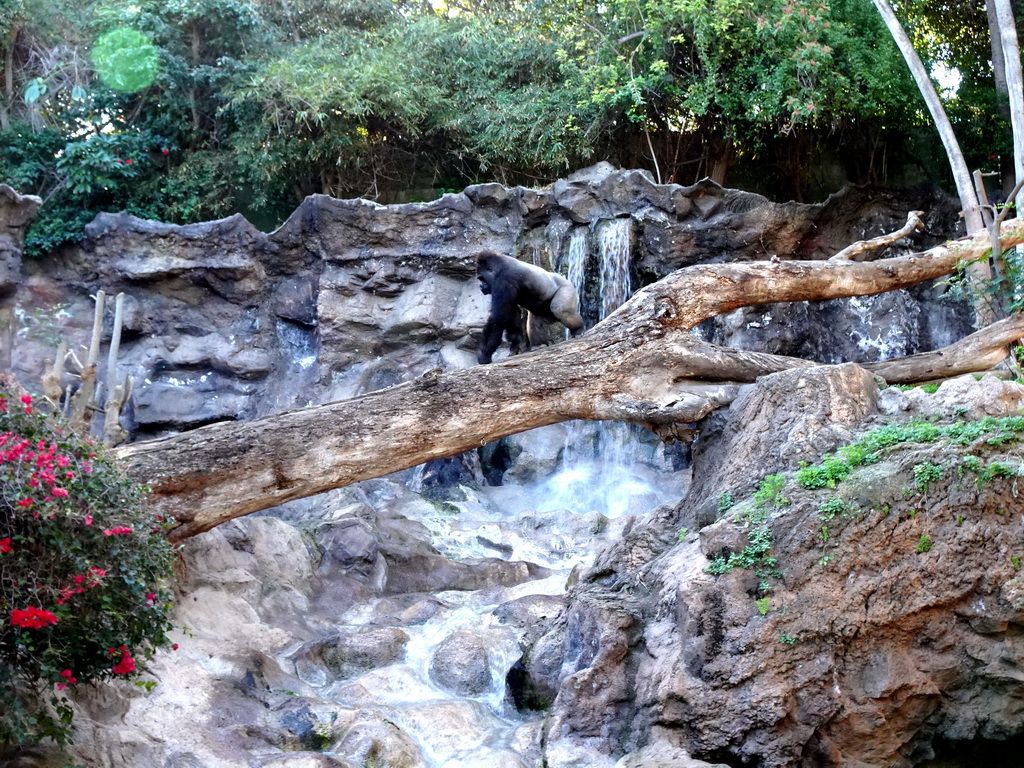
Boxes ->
[11,606,59,629]
[103,526,132,536]
[84,514,93,525]
[20,395,31,406]
[146,592,156,605]
[52,487,69,498]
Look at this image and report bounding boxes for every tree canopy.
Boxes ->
[0,0,1017,251]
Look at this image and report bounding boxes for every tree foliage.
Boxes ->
[0,0,1015,250]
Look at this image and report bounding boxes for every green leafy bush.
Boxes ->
[796,454,853,489]
[913,461,944,493]
[0,378,176,748]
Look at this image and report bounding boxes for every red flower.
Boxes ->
[11,606,59,629]
[16,498,32,508]
[52,487,69,498]
[20,395,31,406]
[56,669,77,690]
[103,526,132,536]
[112,650,136,675]
[0,538,10,553]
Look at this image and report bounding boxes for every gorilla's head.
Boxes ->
[476,251,500,296]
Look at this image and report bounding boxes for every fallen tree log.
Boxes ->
[117,217,1024,540]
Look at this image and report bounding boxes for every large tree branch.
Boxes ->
[118,219,1024,539]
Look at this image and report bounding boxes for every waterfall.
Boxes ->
[543,218,662,517]
[598,218,632,320]
[593,219,642,469]
[565,227,588,304]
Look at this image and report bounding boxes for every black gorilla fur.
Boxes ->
[475,251,584,364]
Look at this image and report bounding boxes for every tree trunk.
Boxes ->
[1,26,17,130]
[117,219,1024,540]
[987,0,1010,119]
[993,0,1024,189]
[873,1,985,222]
[986,0,1016,197]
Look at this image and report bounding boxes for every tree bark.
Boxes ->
[117,219,1024,540]
[993,0,1024,189]
[872,0,983,234]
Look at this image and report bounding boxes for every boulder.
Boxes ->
[428,629,495,696]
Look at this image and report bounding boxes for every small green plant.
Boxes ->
[817,496,847,521]
[916,534,933,553]
[755,597,771,616]
[819,525,829,542]
[677,527,689,541]
[1011,555,1021,572]
[780,633,797,645]
[704,474,790,586]
[798,416,1024,496]
[752,473,789,510]
[955,515,965,524]
[913,461,944,493]
[797,454,852,490]
[817,554,832,567]
[716,491,734,514]
[893,382,940,393]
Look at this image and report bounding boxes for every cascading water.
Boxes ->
[274,218,689,768]
[598,218,632,320]
[539,217,683,518]
[593,218,645,471]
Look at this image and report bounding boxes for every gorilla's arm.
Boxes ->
[479,282,518,364]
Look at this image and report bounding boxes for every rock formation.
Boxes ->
[4,169,1018,768]
[531,368,1024,768]
[3,169,968,442]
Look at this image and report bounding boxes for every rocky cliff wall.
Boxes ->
[527,370,1024,768]
[4,167,967,443]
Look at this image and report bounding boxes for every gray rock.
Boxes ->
[333,717,425,768]
[429,629,493,696]
[493,594,567,646]
[319,627,410,679]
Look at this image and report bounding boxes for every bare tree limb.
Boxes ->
[829,211,924,262]
[117,219,1024,540]
[862,314,1024,382]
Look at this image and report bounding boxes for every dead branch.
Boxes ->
[829,211,924,262]
[117,218,1024,540]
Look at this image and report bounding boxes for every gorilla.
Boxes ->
[475,250,584,364]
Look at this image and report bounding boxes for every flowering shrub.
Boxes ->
[0,377,176,748]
